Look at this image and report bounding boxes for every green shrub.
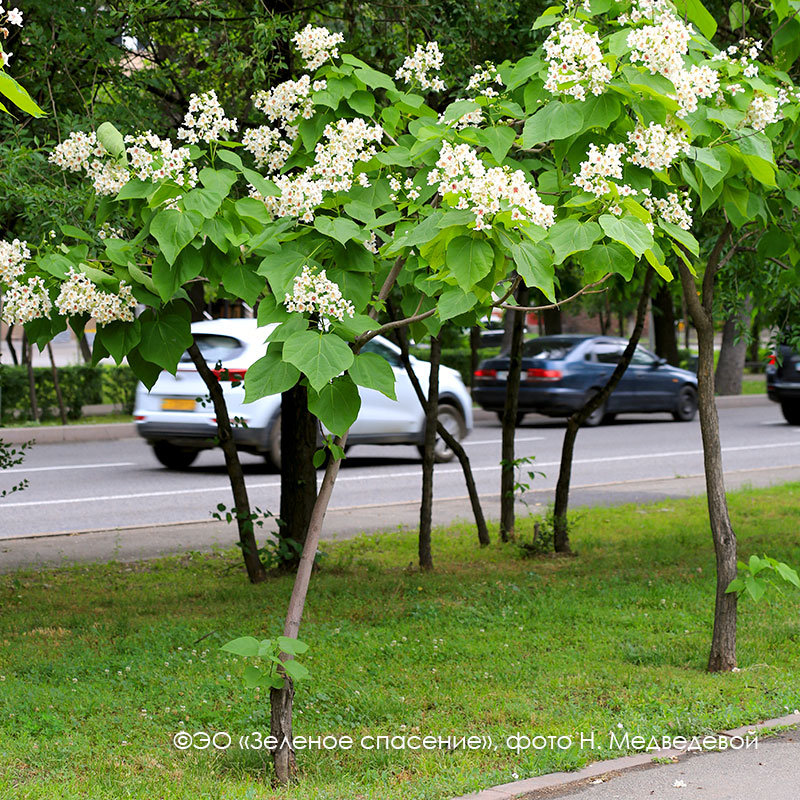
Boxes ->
[0,364,137,422]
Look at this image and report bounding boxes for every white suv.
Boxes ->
[134,318,473,469]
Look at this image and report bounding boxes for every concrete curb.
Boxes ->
[451,713,800,800]
[0,394,770,445]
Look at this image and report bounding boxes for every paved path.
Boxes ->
[453,717,800,800]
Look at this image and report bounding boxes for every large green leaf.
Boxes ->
[349,351,396,399]
[244,347,300,402]
[0,71,45,116]
[693,147,731,189]
[126,347,164,390]
[546,219,602,264]
[673,0,717,39]
[579,242,635,282]
[97,122,126,159]
[476,125,517,164]
[283,330,354,392]
[220,636,260,657]
[137,305,193,372]
[150,209,203,265]
[438,288,479,321]
[97,319,142,365]
[445,236,494,286]
[658,219,699,257]
[258,249,307,297]
[151,246,203,302]
[221,259,266,306]
[308,375,361,436]
[314,216,363,246]
[511,241,555,300]
[522,101,584,147]
[599,215,653,257]
[581,94,622,130]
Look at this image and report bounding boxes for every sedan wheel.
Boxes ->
[152,441,199,470]
[672,386,698,422]
[419,404,466,463]
[582,397,606,427]
[781,401,800,425]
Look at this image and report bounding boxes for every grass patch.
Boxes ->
[2,486,800,799]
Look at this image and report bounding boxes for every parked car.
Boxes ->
[766,344,800,424]
[472,334,698,426]
[134,319,473,469]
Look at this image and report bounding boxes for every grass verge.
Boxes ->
[1,485,800,799]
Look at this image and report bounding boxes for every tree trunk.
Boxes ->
[47,344,68,425]
[678,223,738,672]
[553,269,654,553]
[418,335,440,570]
[652,282,680,366]
[499,286,528,541]
[187,341,266,584]
[715,305,750,395]
[747,312,761,367]
[469,325,480,385]
[22,333,39,422]
[279,383,318,562]
[393,322,490,547]
[78,335,92,363]
[5,326,19,365]
[542,306,562,335]
[271,434,347,782]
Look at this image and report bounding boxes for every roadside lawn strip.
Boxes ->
[1,484,799,800]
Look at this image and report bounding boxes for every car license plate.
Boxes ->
[496,371,508,381]
[162,398,196,411]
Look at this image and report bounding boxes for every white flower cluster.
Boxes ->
[255,118,382,222]
[743,93,782,132]
[55,268,136,324]
[627,121,690,171]
[97,224,124,240]
[50,130,197,196]
[292,24,344,72]
[641,188,693,230]
[543,20,612,101]
[245,75,320,172]
[618,0,671,24]
[572,143,632,198]
[395,41,446,91]
[283,264,355,331]
[0,3,23,68]
[626,11,719,117]
[389,174,421,203]
[467,63,503,98]
[428,141,555,231]
[2,277,51,325]
[177,90,238,144]
[0,237,30,282]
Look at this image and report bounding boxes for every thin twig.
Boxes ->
[497,273,613,313]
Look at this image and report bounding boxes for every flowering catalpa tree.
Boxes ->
[2,0,799,780]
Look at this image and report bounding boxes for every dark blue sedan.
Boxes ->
[472,335,698,426]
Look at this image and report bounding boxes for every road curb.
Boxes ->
[451,712,800,800]
[0,422,137,444]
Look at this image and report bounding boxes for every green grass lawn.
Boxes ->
[2,486,800,800]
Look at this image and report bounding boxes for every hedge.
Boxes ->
[0,364,138,423]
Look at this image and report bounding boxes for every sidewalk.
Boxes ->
[454,715,800,800]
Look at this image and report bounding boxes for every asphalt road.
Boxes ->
[2,398,799,547]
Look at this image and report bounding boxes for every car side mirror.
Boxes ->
[653,357,667,368]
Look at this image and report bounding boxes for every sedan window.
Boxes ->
[180,334,246,363]
[631,346,658,366]
[522,339,581,360]
[594,344,625,364]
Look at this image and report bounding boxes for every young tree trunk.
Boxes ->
[469,325,480,384]
[553,268,654,553]
[187,341,267,584]
[418,335,440,570]
[499,286,528,541]
[271,435,348,782]
[652,282,680,365]
[22,333,39,422]
[78,335,92,363]
[393,324,490,547]
[715,305,750,395]
[542,306,562,335]
[677,224,738,672]
[747,312,761,367]
[5,326,19,365]
[46,344,68,425]
[279,383,318,562]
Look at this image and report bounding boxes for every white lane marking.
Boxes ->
[5,461,134,474]
[3,440,797,510]
[465,436,546,446]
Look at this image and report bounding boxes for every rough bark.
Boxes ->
[652,282,681,366]
[499,286,528,541]
[715,304,750,395]
[393,324,490,547]
[553,268,654,553]
[279,383,318,560]
[187,341,266,584]
[418,335,440,570]
[677,223,738,672]
[271,435,347,782]
[47,344,68,425]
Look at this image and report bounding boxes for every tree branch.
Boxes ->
[497,273,612,313]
